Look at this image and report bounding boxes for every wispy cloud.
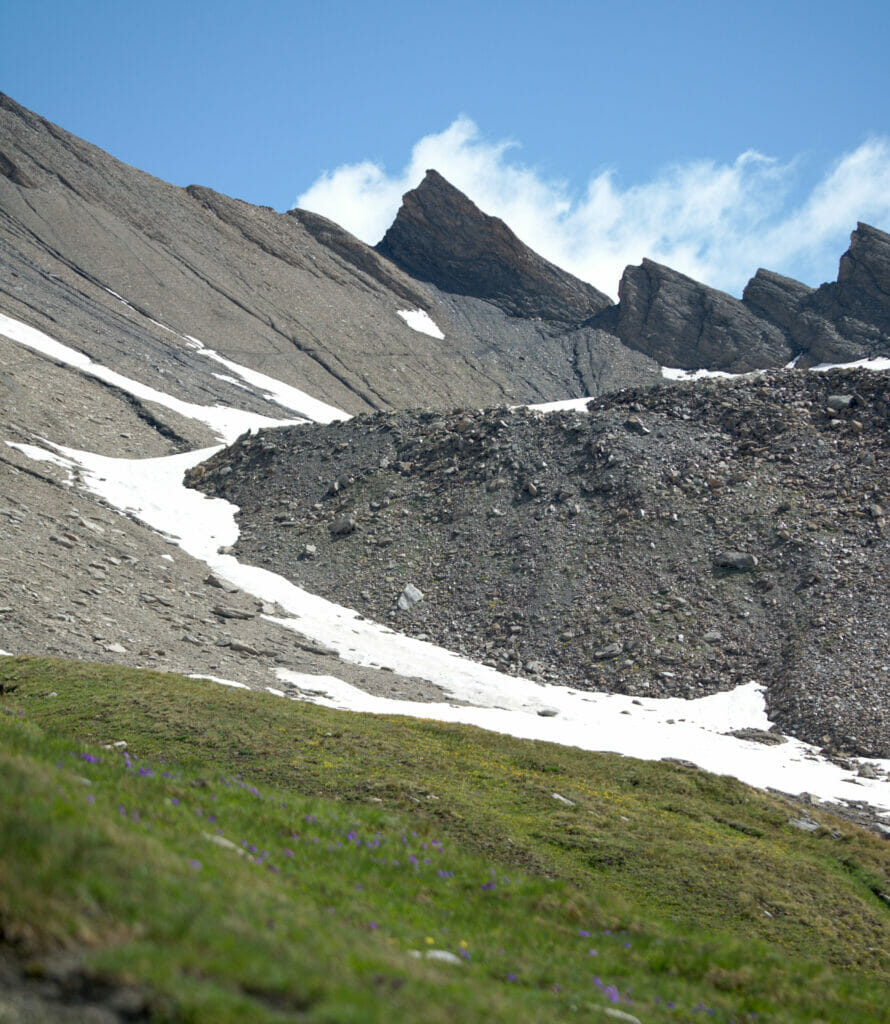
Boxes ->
[294,118,890,299]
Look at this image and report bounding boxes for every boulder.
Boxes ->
[397,583,424,611]
[713,551,758,570]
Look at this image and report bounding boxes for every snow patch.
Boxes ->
[212,373,251,390]
[665,354,890,381]
[397,309,445,339]
[528,396,594,413]
[189,673,250,690]
[0,313,299,444]
[193,341,349,423]
[662,366,738,381]
[810,356,890,372]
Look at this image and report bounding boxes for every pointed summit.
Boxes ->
[376,170,613,324]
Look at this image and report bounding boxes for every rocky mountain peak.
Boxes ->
[375,169,613,324]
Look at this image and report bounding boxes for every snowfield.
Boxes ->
[2,311,889,821]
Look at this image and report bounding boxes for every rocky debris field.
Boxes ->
[189,368,890,760]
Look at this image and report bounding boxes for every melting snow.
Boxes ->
[0,313,301,444]
[103,289,350,422]
[811,356,890,372]
[397,309,445,339]
[189,673,250,690]
[528,396,595,413]
[664,354,890,381]
[184,335,349,423]
[662,366,738,381]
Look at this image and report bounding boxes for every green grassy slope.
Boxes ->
[1,656,888,1023]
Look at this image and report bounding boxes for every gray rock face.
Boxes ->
[838,222,890,300]
[376,170,613,324]
[616,259,792,371]
[742,269,814,332]
[610,227,890,372]
[789,223,890,365]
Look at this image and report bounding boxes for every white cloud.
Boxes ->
[294,120,890,299]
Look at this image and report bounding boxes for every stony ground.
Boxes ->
[190,367,890,759]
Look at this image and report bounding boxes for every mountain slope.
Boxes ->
[0,92,658,429]
[1,92,889,810]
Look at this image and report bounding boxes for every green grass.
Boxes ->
[1,655,889,1022]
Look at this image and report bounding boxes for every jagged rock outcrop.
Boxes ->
[376,169,613,324]
[611,227,890,373]
[742,269,814,332]
[839,222,890,305]
[616,259,793,371]
[788,223,890,366]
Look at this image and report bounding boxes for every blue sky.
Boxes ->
[4,0,890,296]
